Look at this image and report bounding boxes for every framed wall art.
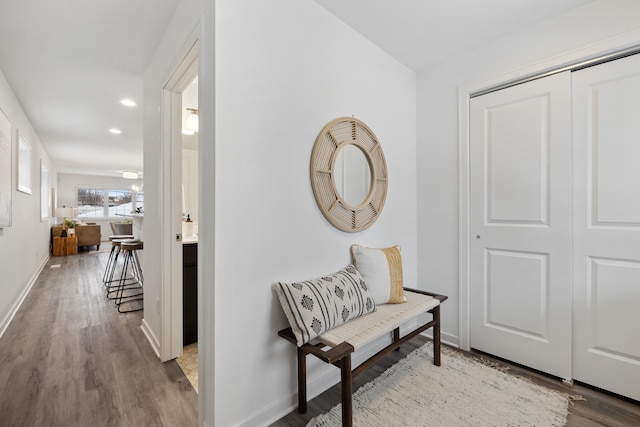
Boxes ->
[0,107,11,227]
[40,160,49,221]
[51,187,57,221]
[17,131,32,194]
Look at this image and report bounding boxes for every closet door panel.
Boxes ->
[469,72,572,379]
[573,53,640,401]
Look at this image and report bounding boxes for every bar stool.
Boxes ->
[105,238,139,299]
[115,241,144,313]
[103,234,134,284]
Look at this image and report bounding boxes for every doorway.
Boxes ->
[176,75,199,390]
[160,41,199,373]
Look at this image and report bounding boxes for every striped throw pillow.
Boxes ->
[272,264,376,346]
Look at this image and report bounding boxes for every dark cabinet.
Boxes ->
[183,243,198,345]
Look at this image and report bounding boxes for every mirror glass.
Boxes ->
[333,144,371,207]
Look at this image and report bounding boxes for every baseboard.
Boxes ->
[248,325,424,427]
[441,332,459,348]
[245,339,389,427]
[420,330,460,349]
[240,320,458,426]
[0,255,49,340]
[140,319,161,358]
[236,391,302,427]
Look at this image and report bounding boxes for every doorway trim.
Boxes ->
[457,29,640,352]
[160,38,199,362]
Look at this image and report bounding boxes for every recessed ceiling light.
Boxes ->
[109,128,122,134]
[121,99,136,107]
[122,171,138,179]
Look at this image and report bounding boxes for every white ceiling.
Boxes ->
[0,0,593,178]
[313,0,594,71]
[0,0,181,177]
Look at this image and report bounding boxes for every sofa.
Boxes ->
[52,224,102,251]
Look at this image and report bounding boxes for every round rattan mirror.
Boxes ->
[310,117,387,232]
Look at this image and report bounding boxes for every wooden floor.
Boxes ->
[0,249,198,426]
[271,336,640,427]
[4,249,638,427]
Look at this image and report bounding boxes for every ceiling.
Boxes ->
[0,0,593,178]
[0,0,181,177]
[313,0,594,71]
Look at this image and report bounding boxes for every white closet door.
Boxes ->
[469,72,572,379]
[572,54,640,401]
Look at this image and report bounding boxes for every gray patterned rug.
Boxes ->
[310,344,570,426]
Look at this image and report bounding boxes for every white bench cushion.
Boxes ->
[315,290,440,351]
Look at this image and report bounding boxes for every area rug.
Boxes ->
[309,344,570,426]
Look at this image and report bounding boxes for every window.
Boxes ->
[136,191,144,213]
[108,189,133,216]
[77,188,105,218]
[76,187,142,218]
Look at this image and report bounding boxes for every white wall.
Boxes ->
[145,0,416,425]
[215,1,416,425]
[0,68,55,337]
[57,172,143,241]
[416,0,640,347]
[141,0,204,364]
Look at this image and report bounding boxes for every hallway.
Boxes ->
[0,250,197,426]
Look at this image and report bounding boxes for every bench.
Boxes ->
[277,287,447,427]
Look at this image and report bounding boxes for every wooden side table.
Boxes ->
[53,236,78,256]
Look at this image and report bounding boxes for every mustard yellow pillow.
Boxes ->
[350,245,406,304]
